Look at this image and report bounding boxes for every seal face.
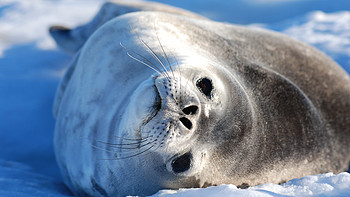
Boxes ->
[52,1,350,197]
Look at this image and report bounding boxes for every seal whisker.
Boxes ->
[90,144,117,153]
[94,139,159,160]
[156,81,169,87]
[80,137,119,153]
[114,138,144,142]
[112,135,145,141]
[112,144,156,160]
[140,39,171,81]
[127,24,170,80]
[98,140,155,150]
[120,42,168,79]
[91,140,157,160]
[126,52,167,77]
[154,20,175,78]
[95,139,148,147]
[144,138,164,155]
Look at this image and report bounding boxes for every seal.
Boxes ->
[52,1,350,196]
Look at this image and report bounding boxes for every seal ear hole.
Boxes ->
[196,78,213,98]
[180,117,192,130]
[171,152,192,173]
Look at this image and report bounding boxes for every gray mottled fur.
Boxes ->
[52,1,350,196]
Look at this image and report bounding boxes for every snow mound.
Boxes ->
[152,172,350,197]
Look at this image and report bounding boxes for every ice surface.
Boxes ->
[0,160,71,196]
[0,0,104,180]
[0,0,349,196]
[1,159,349,197]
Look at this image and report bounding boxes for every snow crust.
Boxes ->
[0,0,349,196]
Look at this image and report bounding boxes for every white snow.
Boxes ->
[152,173,350,197]
[0,0,349,196]
[0,0,103,56]
[261,11,350,73]
[283,11,350,58]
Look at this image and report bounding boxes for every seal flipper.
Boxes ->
[49,2,140,53]
[49,1,206,53]
[49,26,83,54]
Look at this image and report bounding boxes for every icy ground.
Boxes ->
[0,0,349,196]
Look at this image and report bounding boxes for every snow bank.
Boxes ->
[152,172,350,197]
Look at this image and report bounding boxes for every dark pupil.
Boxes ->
[196,78,212,98]
[171,153,192,173]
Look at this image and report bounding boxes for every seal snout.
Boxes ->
[154,75,201,133]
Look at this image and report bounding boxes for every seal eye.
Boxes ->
[171,152,192,173]
[196,78,213,98]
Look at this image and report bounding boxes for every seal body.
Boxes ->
[53,1,350,196]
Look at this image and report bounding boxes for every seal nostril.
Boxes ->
[180,117,192,130]
[182,105,198,115]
